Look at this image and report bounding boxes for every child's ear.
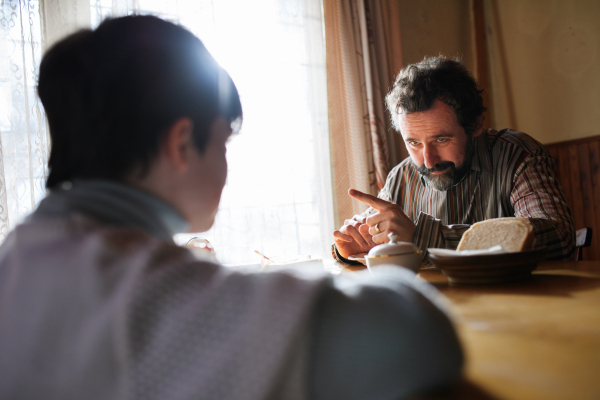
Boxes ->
[163,118,194,172]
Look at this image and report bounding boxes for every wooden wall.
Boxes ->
[546,136,600,261]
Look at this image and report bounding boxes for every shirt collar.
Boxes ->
[470,129,493,175]
[32,179,189,240]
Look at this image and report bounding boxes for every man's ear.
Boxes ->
[472,115,485,137]
[473,115,484,137]
[163,118,194,172]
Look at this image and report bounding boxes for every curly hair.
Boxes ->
[386,56,486,136]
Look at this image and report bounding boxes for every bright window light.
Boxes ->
[92,1,334,265]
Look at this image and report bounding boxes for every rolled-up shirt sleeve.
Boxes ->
[510,152,575,259]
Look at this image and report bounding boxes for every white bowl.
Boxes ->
[365,251,421,273]
[365,233,421,273]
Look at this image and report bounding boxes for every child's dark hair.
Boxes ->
[38,15,242,188]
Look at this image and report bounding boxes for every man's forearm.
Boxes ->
[511,152,576,259]
[528,218,575,259]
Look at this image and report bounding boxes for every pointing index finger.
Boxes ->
[348,188,394,211]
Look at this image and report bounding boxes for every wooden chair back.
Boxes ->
[546,135,600,261]
[574,228,593,261]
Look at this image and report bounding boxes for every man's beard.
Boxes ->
[415,137,476,191]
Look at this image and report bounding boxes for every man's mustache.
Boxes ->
[417,161,456,176]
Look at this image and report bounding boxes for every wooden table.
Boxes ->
[327,260,600,399]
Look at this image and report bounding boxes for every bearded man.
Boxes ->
[334,56,575,263]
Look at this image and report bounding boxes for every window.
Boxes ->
[0,0,48,240]
[169,1,334,265]
[2,0,334,264]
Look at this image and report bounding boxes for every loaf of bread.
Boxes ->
[457,217,535,252]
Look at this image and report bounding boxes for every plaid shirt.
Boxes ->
[339,129,575,261]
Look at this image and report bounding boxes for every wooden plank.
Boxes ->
[545,134,600,148]
[546,136,600,260]
[470,0,492,128]
[578,143,596,260]
[588,141,600,261]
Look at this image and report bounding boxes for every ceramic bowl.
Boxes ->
[428,247,547,284]
[365,251,421,272]
[365,233,421,273]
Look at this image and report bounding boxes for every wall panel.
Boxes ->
[546,135,600,260]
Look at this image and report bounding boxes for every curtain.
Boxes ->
[0,0,334,265]
[323,0,406,228]
[0,0,49,241]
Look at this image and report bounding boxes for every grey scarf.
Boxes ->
[30,180,189,240]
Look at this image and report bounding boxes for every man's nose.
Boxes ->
[423,144,440,169]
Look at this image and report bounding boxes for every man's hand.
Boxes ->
[333,214,376,259]
[349,188,416,245]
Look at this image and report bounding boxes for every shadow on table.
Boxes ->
[420,268,600,299]
[415,378,500,400]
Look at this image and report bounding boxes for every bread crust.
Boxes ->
[456,217,535,252]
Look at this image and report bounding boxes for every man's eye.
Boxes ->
[437,138,448,143]
[408,141,419,146]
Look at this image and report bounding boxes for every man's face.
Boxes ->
[397,99,479,191]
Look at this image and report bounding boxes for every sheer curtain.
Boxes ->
[322,0,406,228]
[0,0,49,241]
[1,0,334,265]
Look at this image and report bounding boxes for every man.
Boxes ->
[334,56,575,263]
[0,16,462,400]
